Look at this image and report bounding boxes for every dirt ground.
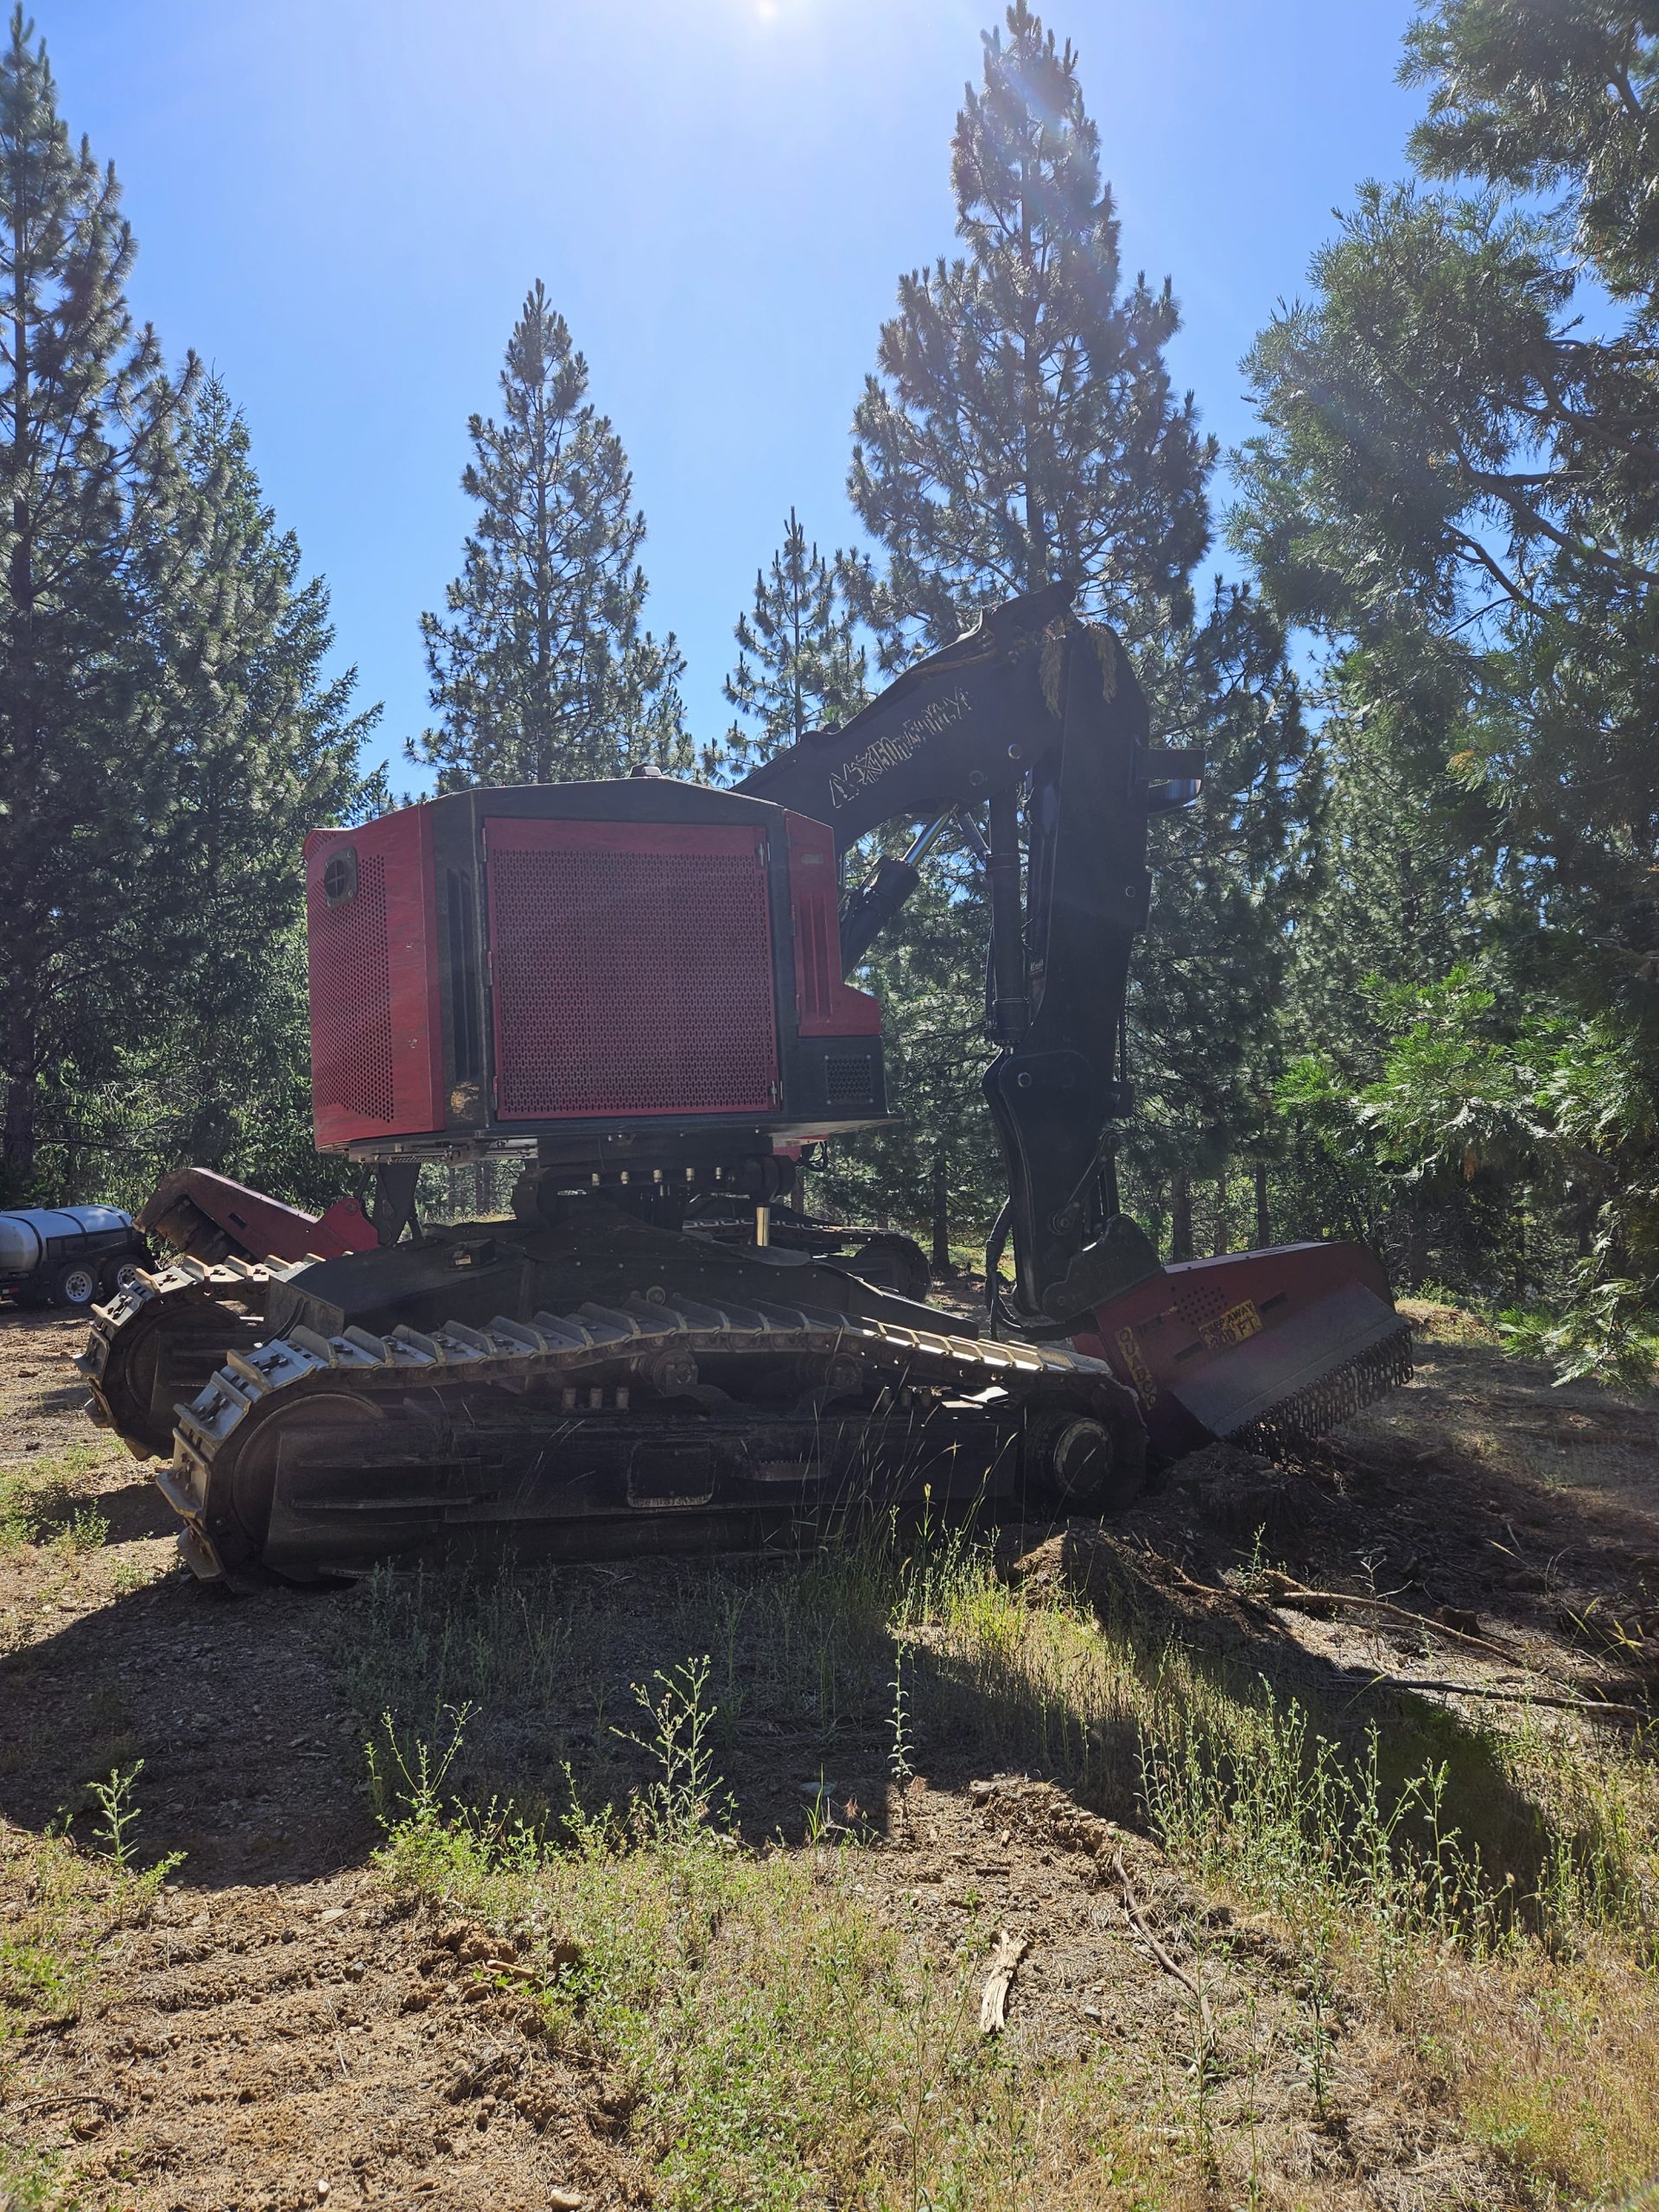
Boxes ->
[0,1297,1655,2209]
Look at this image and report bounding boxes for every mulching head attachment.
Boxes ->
[1076,1238,1412,1460]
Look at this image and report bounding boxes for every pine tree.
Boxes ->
[1234,0,1659,1332]
[848,0,1212,656]
[124,378,384,1196]
[1405,0,1659,308]
[836,3,1317,1254]
[0,7,200,1198]
[411,283,688,789]
[1123,586,1320,1250]
[719,508,868,773]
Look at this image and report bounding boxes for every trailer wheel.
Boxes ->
[51,1260,99,1309]
[101,1258,143,1299]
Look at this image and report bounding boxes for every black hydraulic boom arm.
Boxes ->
[737,584,1202,1332]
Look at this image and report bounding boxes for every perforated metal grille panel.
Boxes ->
[308,852,396,1124]
[824,1052,875,1105]
[485,820,779,1119]
[1174,1278,1229,1327]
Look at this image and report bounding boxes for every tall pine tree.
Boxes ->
[849,0,1211,653]
[411,282,688,788]
[0,7,201,1197]
[1234,0,1659,1319]
[719,508,868,773]
[113,378,385,1201]
[837,3,1317,1253]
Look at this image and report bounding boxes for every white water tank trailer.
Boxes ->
[0,1207,151,1311]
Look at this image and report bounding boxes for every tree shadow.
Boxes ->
[918,1514,1647,1929]
[0,1570,376,1890]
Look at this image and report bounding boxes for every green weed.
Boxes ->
[0,1450,115,1553]
[331,1513,1659,2205]
[0,2144,67,2210]
[613,1655,734,1847]
[85,1761,147,1868]
[0,1827,177,2048]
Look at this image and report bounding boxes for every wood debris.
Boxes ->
[978,1929,1028,2034]
[1109,1852,1212,2045]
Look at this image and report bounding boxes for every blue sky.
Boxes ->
[47,0,1421,785]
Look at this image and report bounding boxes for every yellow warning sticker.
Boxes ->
[1202,1300,1264,1352]
[1114,1325,1159,1408]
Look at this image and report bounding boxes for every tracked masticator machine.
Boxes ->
[82,584,1411,1582]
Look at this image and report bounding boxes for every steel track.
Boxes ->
[80,1266,1142,1581]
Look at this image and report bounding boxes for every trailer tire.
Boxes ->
[100,1258,143,1299]
[51,1260,99,1309]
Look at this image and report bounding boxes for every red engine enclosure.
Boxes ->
[307,804,445,1148]
[304,782,887,1159]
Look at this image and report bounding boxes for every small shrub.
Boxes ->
[1498,1270,1657,1391]
[613,1655,734,1847]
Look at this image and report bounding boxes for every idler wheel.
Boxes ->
[1029,1412,1143,1513]
[218,1390,390,1571]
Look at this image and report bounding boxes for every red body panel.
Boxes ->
[313,1198,380,1257]
[784,812,882,1039]
[137,1168,378,1265]
[482,817,780,1121]
[306,810,443,1149]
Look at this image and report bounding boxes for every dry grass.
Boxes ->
[3,1300,1656,2206]
[340,1512,1659,2209]
[0,1819,176,2054]
[1396,1296,1506,1350]
[1412,1948,1659,2204]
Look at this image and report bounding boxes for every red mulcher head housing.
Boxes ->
[1075,1242,1412,1462]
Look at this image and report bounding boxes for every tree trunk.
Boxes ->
[1254,1160,1271,1250]
[1403,1202,1427,1293]
[1146,1181,1167,1258]
[1170,1167,1193,1262]
[931,1157,950,1274]
[3,1007,37,1195]
[1212,1168,1230,1256]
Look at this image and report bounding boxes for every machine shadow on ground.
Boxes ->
[0,1305,1654,1920]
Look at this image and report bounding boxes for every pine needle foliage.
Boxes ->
[0,6,199,1194]
[848,0,1211,658]
[1235,0,1659,1358]
[719,507,868,774]
[0,13,382,1207]
[97,380,385,1206]
[411,281,689,790]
